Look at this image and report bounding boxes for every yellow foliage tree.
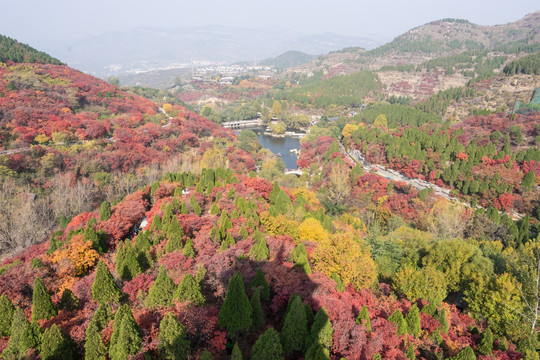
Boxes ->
[342,123,359,138]
[52,234,99,276]
[260,212,299,239]
[162,103,173,113]
[311,232,377,290]
[34,134,50,144]
[292,188,322,211]
[373,114,387,129]
[271,100,282,118]
[201,147,228,169]
[298,218,329,243]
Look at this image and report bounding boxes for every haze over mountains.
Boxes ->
[43,26,385,77]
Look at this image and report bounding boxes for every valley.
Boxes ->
[0,8,539,360]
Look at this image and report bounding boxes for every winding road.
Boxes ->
[339,140,524,219]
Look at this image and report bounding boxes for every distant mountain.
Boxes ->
[256,50,316,69]
[41,26,384,77]
[0,34,63,65]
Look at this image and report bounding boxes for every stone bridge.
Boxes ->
[222,119,263,129]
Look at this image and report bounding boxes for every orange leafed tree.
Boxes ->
[51,234,99,277]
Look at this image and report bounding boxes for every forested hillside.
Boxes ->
[0,35,63,65]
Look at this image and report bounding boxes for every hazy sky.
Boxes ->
[2,0,539,46]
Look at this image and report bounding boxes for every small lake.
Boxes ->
[235,128,301,169]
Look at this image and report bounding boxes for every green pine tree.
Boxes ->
[218,272,252,334]
[32,277,57,321]
[373,353,381,360]
[251,328,284,360]
[190,196,202,216]
[521,170,535,190]
[220,232,236,251]
[405,304,421,338]
[280,295,308,356]
[174,273,205,306]
[92,260,122,304]
[180,200,188,215]
[435,308,449,334]
[3,308,29,358]
[305,342,331,360]
[449,346,476,360]
[116,240,142,280]
[250,288,265,331]
[40,324,74,360]
[182,238,196,258]
[166,217,184,253]
[157,312,189,360]
[210,203,220,215]
[146,266,176,308]
[388,310,407,336]
[84,322,107,360]
[109,305,141,360]
[249,232,269,261]
[0,294,15,336]
[231,342,242,360]
[305,303,315,328]
[58,289,79,311]
[218,211,233,238]
[308,307,333,350]
[99,201,111,222]
[88,304,112,331]
[134,231,152,253]
[293,243,311,275]
[151,215,163,232]
[406,343,415,360]
[239,226,249,240]
[477,328,493,355]
[356,305,371,332]
[200,350,214,360]
[250,268,270,301]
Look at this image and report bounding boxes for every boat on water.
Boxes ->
[277,153,282,157]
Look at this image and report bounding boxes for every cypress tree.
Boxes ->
[250,288,265,331]
[146,266,176,308]
[84,322,107,360]
[92,260,122,304]
[308,307,333,350]
[251,328,284,360]
[99,201,111,222]
[249,233,269,261]
[218,272,252,334]
[190,196,202,216]
[388,310,407,336]
[200,350,214,360]
[116,241,142,280]
[175,273,205,306]
[305,342,331,360]
[32,277,57,321]
[521,171,535,190]
[180,200,188,215]
[293,243,311,275]
[166,217,184,253]
[435,308,449,334]
[305,303,315,328]
[280,295,308,356]
[3,308,28,358]
[157,312,189,360]
[250,268,270,301]
[88,303,112,331]
[170,198,181,214]
[231,342,242,360]
[182,238,196,258]
[218,211,233,238]
[210,203,220,215]
[210,226,220,242]
[356,305,371,332]
[20,321,42,354]
[269,182,281,204]
[450,346,476,360]
[477,328,493,355]
[406,343,415,360]
[58,289,79,311]
[405,304,421,338]
[220,232,236,251]
[151,215,163,232]
[0,294,15,336]
[40,324,74,360]
[374,353,382,360]
[239,226,249,240]
[109,305,141,360]
[84,226,105,254]
[134,231,152,253]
